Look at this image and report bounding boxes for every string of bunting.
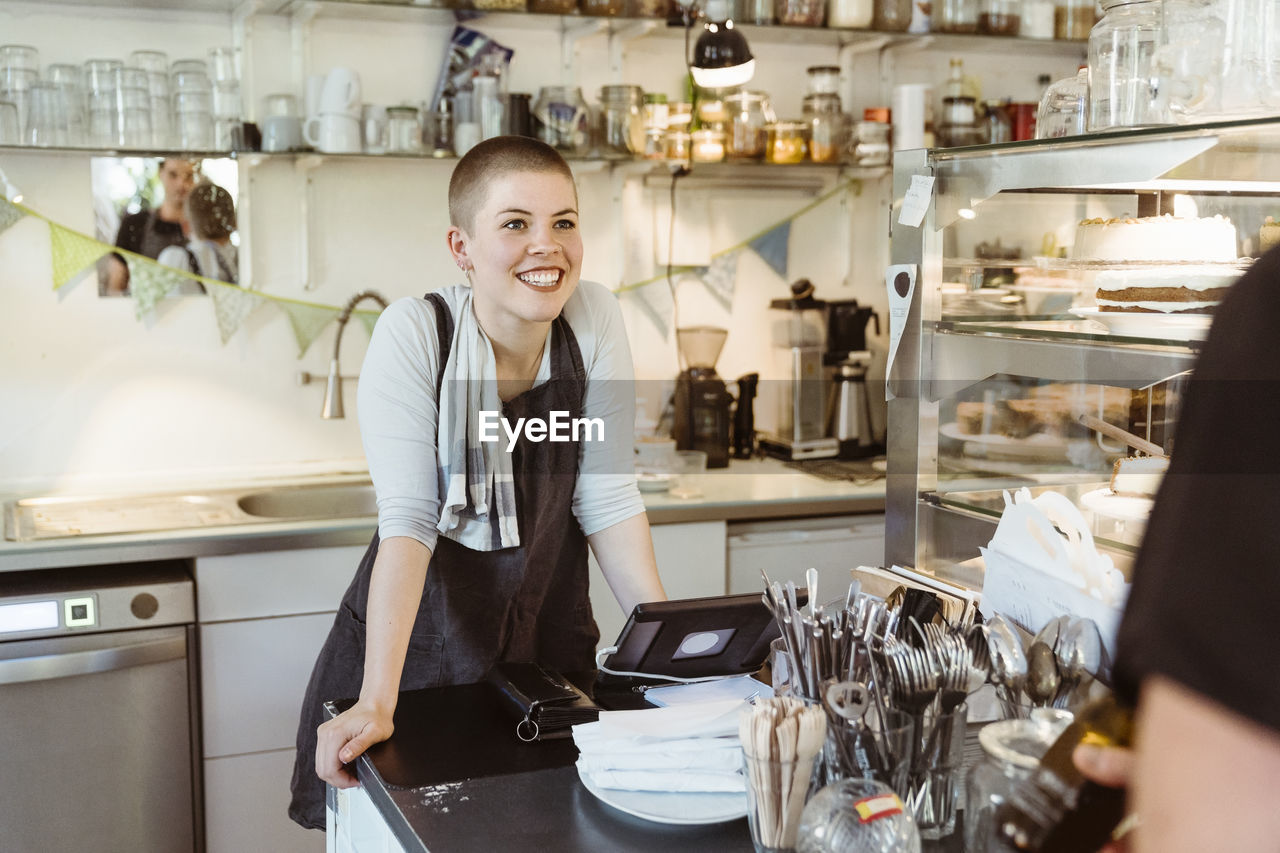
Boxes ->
[0,175,859,354]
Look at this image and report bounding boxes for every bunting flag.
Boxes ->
[49,223,110,291]
[0,197,25,234]
[699,250,740,310]
[280,300,341,357]
[356,310,379,339]
[747,221,792,279]
[207,282,265,345]
[127,254,193,317]
[633,278,675,340]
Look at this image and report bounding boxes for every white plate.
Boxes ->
[1080,487,1154,522]
[938,422,1072,461]
[1069,307,1212,341]
[577,763,748,826]
[635,472,675,492]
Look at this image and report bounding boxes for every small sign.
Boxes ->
[897,174,935,228]
[884,264,917,401]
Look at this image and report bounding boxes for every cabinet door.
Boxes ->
[204,749,324,853]
[200,612,334,758]
[196,545,366,622]
[726,514,886,595]
[589,520,727,648]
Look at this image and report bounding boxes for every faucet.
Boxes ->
[321,290,389,419]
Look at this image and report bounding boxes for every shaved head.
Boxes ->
[448,136,576,232]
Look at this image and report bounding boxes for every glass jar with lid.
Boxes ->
[528,0,576,11]
[803,92,848,163]
[766,120,808,163]
[533,86,590,153]
[966,714,1071,853]
[581,0,626,14]
[386,105,423,153]
[776,0,826,25]
[629,0,670,15]
[643,92,669,131]
[599,84,644,155]
[1054,0,1095,38]
[1087,0,1165,130]
[805,65,841,96]
[873,0,912,30]
[691,128,726,162]
[828,0,874,27]
[474,0,528,10]
[724,90,774,159]
[664,129,691,165]
[852,115,891,165]
[933,0,979,31]
[979,0,1021,34]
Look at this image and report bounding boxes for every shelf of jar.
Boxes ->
[0,143,240,160]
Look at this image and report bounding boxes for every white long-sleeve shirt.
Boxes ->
[357,281,645,552]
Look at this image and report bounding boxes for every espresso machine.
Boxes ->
[673,326,733,468]
[758,280,840,461]
[825,299,882,459]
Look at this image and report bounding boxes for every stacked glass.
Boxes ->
[129,50,170,148]
[1,45,40,143]
[83,58,123,147]
[171,58,214,150]
[46,64,85,146]
[208,47,242,150]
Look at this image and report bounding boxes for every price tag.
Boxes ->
[897,174,934,228]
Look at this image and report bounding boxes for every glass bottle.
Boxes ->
[933,0,979,32]
[724,90,773,159]
[803,92,848,163]
[979,0,1021,34]
[995,694,1135,853]
[1086,0,1164,130]
[430,97,454,158]
[1054,0,1096,39]
[599,84,644,156]
[873,0,913,30]
[965,717,1063,853]
[983,99,1013,142]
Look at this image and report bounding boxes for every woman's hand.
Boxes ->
[1073,743,1136,853]
[315,699,395,789]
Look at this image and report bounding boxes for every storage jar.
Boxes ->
[805,65,842,95]
[776,0,827,25]
[691,128,727,162]
[599,84,644,155]
[1054,0,1096,39]
[803,92,848,163]
[933,0,979,32]
[766,121,808,163]
[965,717,1066,853]
[852,119,891,165]
[580,0,626,14]
[528,0,577,11]
[630,0,671,15]
[873,0,913,30]
[533,86,590,153]
[724,90,773,159]
[1086,0,1164,130]
[979,0,1021,34]
[828,0,875,28]
[664,129,691,164]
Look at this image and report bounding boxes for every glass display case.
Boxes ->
[885,117,1280,578]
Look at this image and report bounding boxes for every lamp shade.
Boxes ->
[691,21,755,89]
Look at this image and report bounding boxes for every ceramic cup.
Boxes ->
[318,67,361,117]
[304,112,360,153]
[262,114,302,151]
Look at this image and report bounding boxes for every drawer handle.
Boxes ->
[0,633,186,685]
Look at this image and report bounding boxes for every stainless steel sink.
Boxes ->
[235,483,377,520]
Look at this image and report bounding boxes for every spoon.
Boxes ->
[1033,614,1069,654]
[984,614,1028,709]
[1054,617,1103,707]
[1025,640,1061,707]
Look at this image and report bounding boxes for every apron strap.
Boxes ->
[422,291,455,395]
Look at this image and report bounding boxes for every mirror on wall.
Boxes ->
[92,156,240,297]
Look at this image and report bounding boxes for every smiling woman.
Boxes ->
[91,156,240,297]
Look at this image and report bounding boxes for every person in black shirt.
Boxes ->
[101,158,197,295]
[1073,243,1280,852]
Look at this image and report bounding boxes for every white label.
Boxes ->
[884,264,917,401]
[0,600,59,634]
[897,174,934,228]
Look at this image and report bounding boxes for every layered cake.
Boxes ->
[1073,214,1238,262]
[1074,215,1240,313]
[1109,455,1169,498]
[955,384,1131,438]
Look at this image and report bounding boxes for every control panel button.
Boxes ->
[64,596,96,628]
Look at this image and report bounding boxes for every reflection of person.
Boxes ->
[1073,244,1280,852]
[103,158,197,295]
[287,136,667,830]
[156,181,238,290]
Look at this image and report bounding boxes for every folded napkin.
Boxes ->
[573,699,749,795]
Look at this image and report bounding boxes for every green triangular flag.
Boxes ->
[207,282,265,345]
[280,300,340,358]
[0,197,25,234]
[49,223,110,291]
[356,310,380,339]
[127,255,193,317]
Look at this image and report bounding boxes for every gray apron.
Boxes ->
[138,210,186,260]
[288,292,598,829]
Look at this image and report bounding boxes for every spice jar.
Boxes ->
[766,121,808,163]
[979,0,1021,34]
[933,0,979,32]
[852,118,891,165]
[828,0,874,27]
[1055,0,1095,38]
[724,90,773,159]
[643,92,669,131]
[599,84,644,155]
[643,127,666,159]
[776,0,826,25]
[664,129,691,165]
[874,0,913,30]
[386,105,423,153]
[803,92,848,163]
[691,128,726,162]
[1087,0,1164,130]
[805,65,841,96]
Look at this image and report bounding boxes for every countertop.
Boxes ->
[0,457,885,572]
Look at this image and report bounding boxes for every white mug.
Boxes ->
[304,74,325,121]
[262,115,303,152]
[304,113,360,153]
[318,67,361,118]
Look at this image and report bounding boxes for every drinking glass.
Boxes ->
[0,45,39,72]
[174,91,213,150]
[743,747,814,852]
[26,82,66,147]
[264,93,299,117]
[208,47,238,84]
[0,100,19,145]
[0,67,36,141]
[129,50,169,74]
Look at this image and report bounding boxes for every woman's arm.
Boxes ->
[587,512,667,617]
[314,536,431,789]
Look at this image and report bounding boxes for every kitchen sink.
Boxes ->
[235,483,377,520]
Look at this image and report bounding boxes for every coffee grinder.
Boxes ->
[673,326,733,468]
[825,299,882,459]
[758,280,840,461]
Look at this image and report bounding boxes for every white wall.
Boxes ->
[0,2,1082,495]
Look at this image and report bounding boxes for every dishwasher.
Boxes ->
[0,560,201,853]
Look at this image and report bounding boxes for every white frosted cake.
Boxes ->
[1110,455,1169,498]
[1074,215,1238,262]
[1094,265,1239,314]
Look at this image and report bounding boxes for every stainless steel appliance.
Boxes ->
[825,299,883,459]
[673,326,733,468]
[0,561,200,853]
[760,280,839,460]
